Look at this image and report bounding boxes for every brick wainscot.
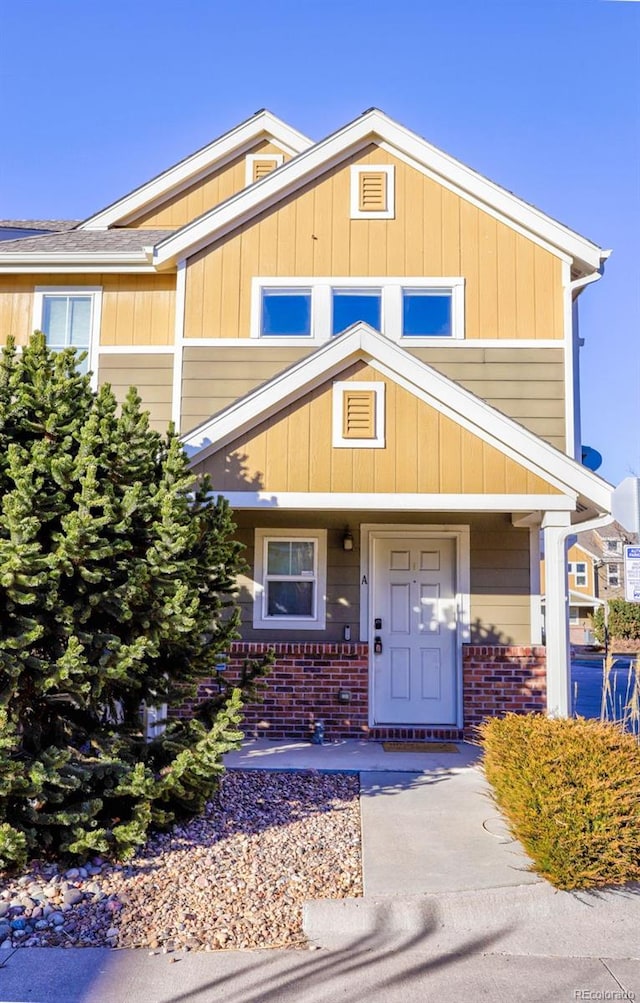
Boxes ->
[174,642,547,742]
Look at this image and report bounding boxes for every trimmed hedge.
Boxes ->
[479,714,640,890]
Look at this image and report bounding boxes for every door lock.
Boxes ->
[374,617,382,630]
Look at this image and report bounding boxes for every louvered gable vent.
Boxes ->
[343,389,376,439]
[252,158,278,182]
[358,171,387,213]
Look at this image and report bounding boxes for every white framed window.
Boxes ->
[250,277,465,343]
[607,564,619,587]
[605,539,620,554]
[568,561,587,587]
[33,287,101,377]
[569,606,580,623]
[332,380,385,448]
[245,153,284,186]
[253,528,327,630]
[350,165,395,219]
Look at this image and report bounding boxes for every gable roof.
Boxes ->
[154,108,608,274]
[182,323,613,517]
[78,110,313,232]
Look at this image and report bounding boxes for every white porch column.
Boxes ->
[542,510,572,717]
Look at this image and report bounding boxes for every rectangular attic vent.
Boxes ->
[343,389,376,439]
[358,172,387,213]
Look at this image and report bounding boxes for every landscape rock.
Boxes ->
[0,771,362,952]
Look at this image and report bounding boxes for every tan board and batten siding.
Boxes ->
[0,274,176,347]
[98,354,173,432]
[192,361,561,496]
[180,345,565,448]
[183,144,564,342]
[232,511,531,645]
[125,141,290,229]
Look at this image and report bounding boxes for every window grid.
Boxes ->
[251,277,464,342]
[253,529,327,630]
[33,287,101,382]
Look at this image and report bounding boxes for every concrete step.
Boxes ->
[303,883,640,958]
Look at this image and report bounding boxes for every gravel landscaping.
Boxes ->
[0,770,362,952]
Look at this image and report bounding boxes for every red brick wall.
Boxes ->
[463,644,547,738]
[207,642,369,741]
[174,641,547,741]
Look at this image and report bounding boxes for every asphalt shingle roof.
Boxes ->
[0,229,173,254]
[0,220,80,232]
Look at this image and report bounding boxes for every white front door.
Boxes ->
[371,536,458,725]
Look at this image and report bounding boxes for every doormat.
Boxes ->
[382,742,459,754]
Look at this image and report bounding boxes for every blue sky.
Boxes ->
[2,0,638,486]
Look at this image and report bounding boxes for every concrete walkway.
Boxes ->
[359,768,538,896]
[0,944,638,1003]
[1,739,638,1001]
[224,736,481,773]
[228,739,640,960]
[227,738,539,895]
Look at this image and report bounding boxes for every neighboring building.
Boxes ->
[0,109,614,740]
[588,521,636,599]
[542,539,603,645]
[542,521,638,646]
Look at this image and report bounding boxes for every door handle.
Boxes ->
[374,636,383,654]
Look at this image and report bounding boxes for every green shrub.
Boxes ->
[0,334,271,868]
[479,714,640,889]
[593,600,640,643]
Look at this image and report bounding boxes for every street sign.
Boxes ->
[624,545,640,602]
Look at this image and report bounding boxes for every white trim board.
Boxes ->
[152,109,606,272]
[98,344,175,354]
[214,492,577,511]
[183,323,612,513]
[0,259,156,274]
[171,260,187,430]
[177,337,564,349]
[79,111,312,231]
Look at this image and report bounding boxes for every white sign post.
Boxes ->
[623,545,640,603]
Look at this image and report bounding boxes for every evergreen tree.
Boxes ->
[0,333,269,866]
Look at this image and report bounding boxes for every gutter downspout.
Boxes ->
[567,253,611,460]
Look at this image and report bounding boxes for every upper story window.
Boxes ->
[350,165,395,219]
[261,288,311,336]
[403,289,452,337]
[33,287,101,375]
[332,289,381,334]
[568,561,587,587]
[607,563,620,587]
[251,277,464,344]
[245,153,284,186]
[605,539,621,554]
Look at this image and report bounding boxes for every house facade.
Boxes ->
[0,109,613,740]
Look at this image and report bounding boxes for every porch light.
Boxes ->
[342,528,354,551]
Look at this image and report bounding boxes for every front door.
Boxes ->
[371,536,458,725]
